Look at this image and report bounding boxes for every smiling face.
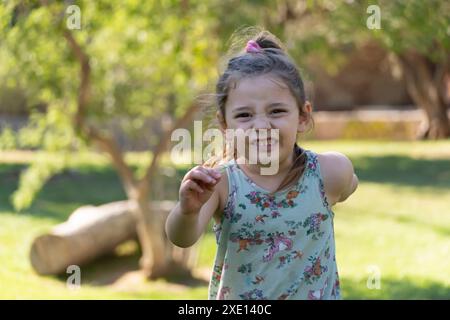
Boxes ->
[218,74,310,166]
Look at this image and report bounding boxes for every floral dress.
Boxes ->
[208,149,341,300]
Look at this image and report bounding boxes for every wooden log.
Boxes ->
[29,200,177,275]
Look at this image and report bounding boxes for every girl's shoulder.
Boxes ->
[316,151,357,206]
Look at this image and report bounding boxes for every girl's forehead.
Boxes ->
[227,75,295,106]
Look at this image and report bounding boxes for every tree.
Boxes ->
[262,0,450,139]
[0,0,219,278]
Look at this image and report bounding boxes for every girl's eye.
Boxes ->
[271,109,286,114]
[235,113,251,118]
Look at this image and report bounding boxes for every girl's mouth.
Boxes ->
[250,139,278,148]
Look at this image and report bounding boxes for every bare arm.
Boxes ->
[319,152,358,206]
[338,173,358,202]
[165,166,222,248]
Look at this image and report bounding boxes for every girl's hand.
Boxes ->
[179,165,222,215]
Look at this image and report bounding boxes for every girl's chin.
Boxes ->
[239,147,282,165]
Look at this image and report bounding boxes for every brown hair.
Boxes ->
[203,28,313,194]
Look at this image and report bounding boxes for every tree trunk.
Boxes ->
[133,191,172,279]
[133,194,194,279]
[397,51,450,139]
[63,25,203,281]
[30,201,137,275]
[132,100,204,279]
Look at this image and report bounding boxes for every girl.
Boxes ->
[165,30,358,300]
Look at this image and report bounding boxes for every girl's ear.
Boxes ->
[298,101,312,133]
[216,111,227,131]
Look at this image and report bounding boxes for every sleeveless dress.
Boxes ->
[208,149,341,300]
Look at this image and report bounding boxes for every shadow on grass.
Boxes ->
[352,155,450,190]
[341,276,450,299]
[56,248,142,286]
[0,163,127,221]
[0,163,189,222]
[53,240,208,289]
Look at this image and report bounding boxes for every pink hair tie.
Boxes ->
[245,40,262,53]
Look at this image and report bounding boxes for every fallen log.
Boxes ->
[29,200,179,275]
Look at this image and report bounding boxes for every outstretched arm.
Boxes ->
[165,165,222,248]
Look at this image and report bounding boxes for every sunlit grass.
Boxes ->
[0,140,449,299]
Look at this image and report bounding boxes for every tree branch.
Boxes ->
[63,29,137,194]
[137,101,203,195]
[63,30,90,133]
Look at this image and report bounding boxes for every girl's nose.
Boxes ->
[252,114,271,129]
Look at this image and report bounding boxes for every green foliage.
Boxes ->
[11,153,69,212]
[1,0,220,128]
[280,0,450,72]
[0,0,221,210]
[0,125,16,150]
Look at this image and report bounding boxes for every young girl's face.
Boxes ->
[221,74,307,166]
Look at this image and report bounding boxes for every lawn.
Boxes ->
[0,140,449,299]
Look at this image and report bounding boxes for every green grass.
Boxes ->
[1,140,449,299]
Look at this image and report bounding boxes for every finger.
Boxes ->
[199,179,216,192]
[201,168,222,187]
[182,165,202,183]
[194,166,215,179]
[187,170,217,185]
[201,166,223,179]
[184,179,204,193]
[194,165,221,180]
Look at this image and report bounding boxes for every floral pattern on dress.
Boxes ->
[211,263,223,288]
[303,255,328,285]
[244,186,308,219]
[331,273,341,298]
[239,288,268,300]
[218,286,231,300]
[277,250,304,269]
[229,223,266,252]
[262,231,294,262]
[208,150,341,300]
[303,212,329,240]
[308,284,327,300]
